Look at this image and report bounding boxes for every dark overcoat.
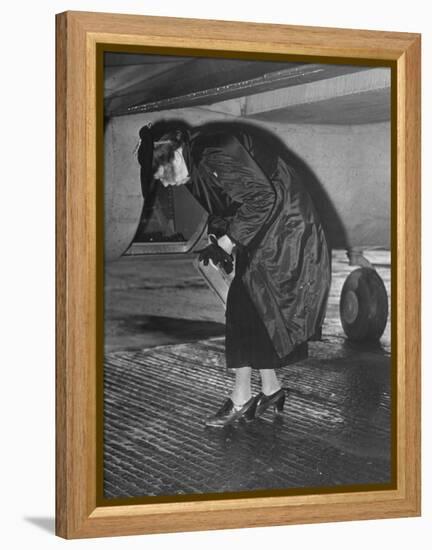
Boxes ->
[182,124,331,360]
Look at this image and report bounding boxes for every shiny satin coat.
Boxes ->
[184,125,331,359]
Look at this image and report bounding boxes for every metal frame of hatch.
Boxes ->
[123,211,208,255]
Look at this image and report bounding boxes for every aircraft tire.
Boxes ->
[339,267,388,342]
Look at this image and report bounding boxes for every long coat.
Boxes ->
[182,123,331,360]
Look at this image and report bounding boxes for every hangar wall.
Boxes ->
[105,107,390,260]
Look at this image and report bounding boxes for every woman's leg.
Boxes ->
[205,366,255,426]
[259,368,281,396]
[231,366,252,406]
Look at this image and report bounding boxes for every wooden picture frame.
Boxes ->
[55,10,421,539]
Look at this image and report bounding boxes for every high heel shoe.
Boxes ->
[254,388,287,417]
[205,395,258,427]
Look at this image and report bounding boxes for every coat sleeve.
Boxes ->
[201,135,277,248]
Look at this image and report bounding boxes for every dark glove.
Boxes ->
[196,235,234,274]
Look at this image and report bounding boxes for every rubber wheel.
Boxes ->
[339,267,388,342]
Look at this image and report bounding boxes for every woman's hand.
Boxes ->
[197,235,234,274]
[217,234,234,255]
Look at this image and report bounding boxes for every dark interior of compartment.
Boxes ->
[133,185,206,243]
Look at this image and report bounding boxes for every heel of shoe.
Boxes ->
[243,397,258,422]
[273,393,286,415]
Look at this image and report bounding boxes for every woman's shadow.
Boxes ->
[145,117,348,250]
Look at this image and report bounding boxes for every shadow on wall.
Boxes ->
[136,118,348,250]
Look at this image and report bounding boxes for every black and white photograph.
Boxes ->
[102,51,393,501]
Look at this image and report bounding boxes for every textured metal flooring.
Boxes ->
[103,249,392,499]
[104,338,391,498]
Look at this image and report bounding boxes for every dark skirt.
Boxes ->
[225,250,308,370]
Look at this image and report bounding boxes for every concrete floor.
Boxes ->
[103,249,392,499]
[104,249,391,353]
